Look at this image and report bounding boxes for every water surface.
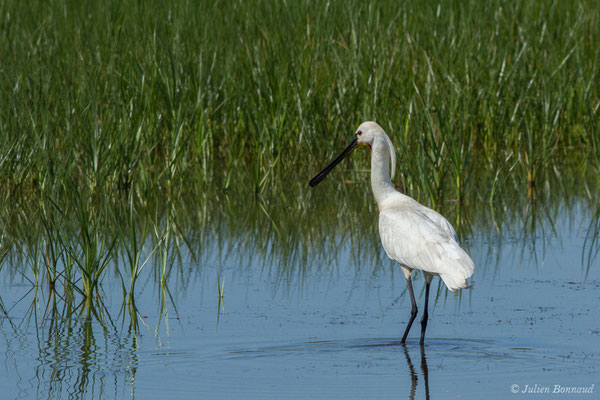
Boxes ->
[1,189,599,399]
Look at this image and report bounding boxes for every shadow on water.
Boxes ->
[403,344,430,400]
[224,339,432,398]
[225,336,553,365]
[229,339,436,399]
[224,336,581,399]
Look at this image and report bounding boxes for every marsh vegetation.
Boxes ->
[1,0,599,398]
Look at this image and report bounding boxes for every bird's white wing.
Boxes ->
[378,205,474,291]
[419,206,459,243]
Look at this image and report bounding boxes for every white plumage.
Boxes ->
[379,200,474,291]
[310,121,475,344]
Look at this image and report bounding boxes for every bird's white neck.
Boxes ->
[370,138,398,208]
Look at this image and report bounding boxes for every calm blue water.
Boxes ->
[1,202,598,399]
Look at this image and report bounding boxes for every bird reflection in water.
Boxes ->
[402,344,430,400]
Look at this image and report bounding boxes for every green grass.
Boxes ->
[0,0,599,322]
[1,0,599,200]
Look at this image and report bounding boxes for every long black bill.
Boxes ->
[309,136,359,187]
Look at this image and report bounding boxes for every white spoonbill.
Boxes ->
[309,121,474,344]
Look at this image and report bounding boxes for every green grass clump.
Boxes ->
[0,0,599,202]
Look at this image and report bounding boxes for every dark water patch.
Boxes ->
[227,337,499,359]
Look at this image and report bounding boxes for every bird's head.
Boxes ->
[354,121,385,149]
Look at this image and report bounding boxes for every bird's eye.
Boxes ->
[357,130,362,135]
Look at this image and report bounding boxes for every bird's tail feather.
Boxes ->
[440,256,475,292]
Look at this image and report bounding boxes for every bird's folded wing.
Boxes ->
[378,207,474,280]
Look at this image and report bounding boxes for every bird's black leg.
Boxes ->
[401,276,418,343]
[419,279,431,345]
